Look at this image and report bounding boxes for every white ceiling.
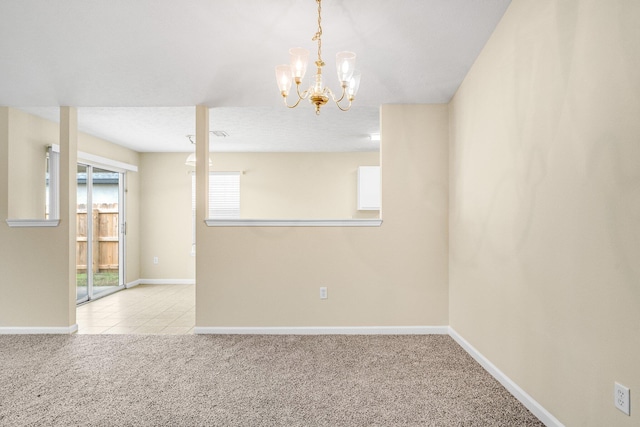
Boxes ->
[0,0,511,152]
[20,106,382,152]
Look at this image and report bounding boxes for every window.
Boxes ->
[191,171,240,254]
[207,172,241,218]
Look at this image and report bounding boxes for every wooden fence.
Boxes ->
[76,203,119,273]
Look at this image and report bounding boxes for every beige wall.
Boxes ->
[213,152,380,219]
[139,153,194,280]
[196,105,449,327]
[139,151,380,280]
[79,133,139,166]
[0,107,75,328]
[449,1,640,426]
[7,108,59,219]
[0,108,141,328]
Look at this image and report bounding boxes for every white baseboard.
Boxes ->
[125,279,142,288]
[137,279,195,285]
[194,326,449,335]
[126,279,194,288]
[0,324,78,335]
[448,327,563,427]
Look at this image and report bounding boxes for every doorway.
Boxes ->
[76,164,125,303]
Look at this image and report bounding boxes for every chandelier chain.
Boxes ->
[313,0,324,66]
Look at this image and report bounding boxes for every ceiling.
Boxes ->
[0,0,511,152]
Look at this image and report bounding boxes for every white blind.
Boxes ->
[191,172,240,219]
[208,172,240,218]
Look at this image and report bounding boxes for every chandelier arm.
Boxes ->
[283,83,311,109]
[334,98,353,112]
[327,86,352,111]
[296,81,311,100]
[329,85,347,104]
[283,96,304,109]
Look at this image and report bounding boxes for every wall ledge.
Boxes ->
[448,327,564,427]
[194,326,448,335]
[5,219,60,227]
[0,324,78,334]
[205,219,383,227]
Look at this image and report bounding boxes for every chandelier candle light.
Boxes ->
[275,0,361,115]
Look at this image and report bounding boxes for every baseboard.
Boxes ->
[125,279,142,288]
[126,279,194,288]
[448,327,563,427]
[194,326,449,335]
[138,279,195,285]
[0,324,78,335]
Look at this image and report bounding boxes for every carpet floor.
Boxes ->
[0,334,543,426]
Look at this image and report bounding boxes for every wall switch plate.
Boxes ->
[319,287,328,300]
[615,382,630,415]
[153,256,159,265]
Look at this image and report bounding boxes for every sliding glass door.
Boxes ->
[76,164,125,303]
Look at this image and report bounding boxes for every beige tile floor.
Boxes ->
[76,283,195,334]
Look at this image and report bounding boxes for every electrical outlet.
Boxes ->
[614,382,630,416]
[319,287,328,300]
[153,256,159,265]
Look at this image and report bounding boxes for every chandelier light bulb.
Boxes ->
[289,47,309,81]
[275,64,293,96]
[347,73,361,100]
[336,51,356,84]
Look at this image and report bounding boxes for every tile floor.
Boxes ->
[76,283,195,334]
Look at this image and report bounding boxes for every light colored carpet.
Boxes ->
[0,335,543,426]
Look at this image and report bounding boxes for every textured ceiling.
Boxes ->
[1,0,511,152]
[20,106,381,152]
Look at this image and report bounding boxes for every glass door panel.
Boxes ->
[91,167,121,298]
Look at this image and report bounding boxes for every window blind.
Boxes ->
[208,172,240,218]
[191,171,240,219]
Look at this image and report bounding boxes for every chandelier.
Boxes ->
[275,0,360,115]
